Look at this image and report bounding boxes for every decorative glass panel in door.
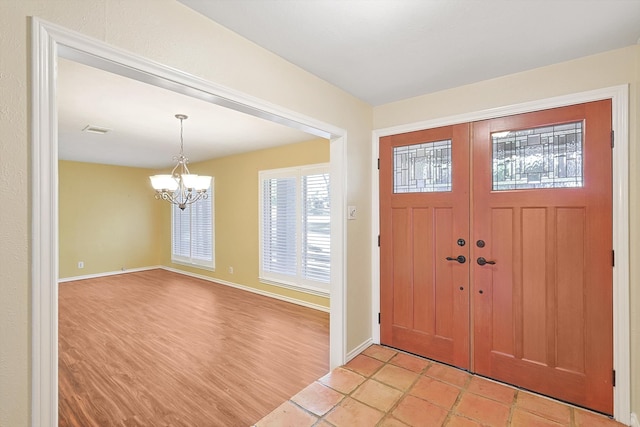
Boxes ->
[393,140,452,193]
[492,122,583,190]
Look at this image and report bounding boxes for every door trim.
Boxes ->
[371,85,630,424]
[31,17,347,427]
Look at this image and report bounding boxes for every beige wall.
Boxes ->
[0,1,372,425]
[373,44,640,420]
[58,161,162,279]
[160,139,330,308]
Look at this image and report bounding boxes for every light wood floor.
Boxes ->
[58,269,329,427]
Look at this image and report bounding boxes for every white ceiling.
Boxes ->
[57,59,319,169]
[179,0,640,106]
[59,1,640,168]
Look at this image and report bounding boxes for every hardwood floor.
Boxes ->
[58,269,329,427]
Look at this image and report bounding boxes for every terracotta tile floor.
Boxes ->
[255,345,625,427]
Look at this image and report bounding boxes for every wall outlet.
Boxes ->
[78,261,84,269]
[228,266,234,274]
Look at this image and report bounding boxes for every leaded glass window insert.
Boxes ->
[393,140,452,193]
[492,122,583,190]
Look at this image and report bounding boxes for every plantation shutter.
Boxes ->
[190,191,213,263]
[172,202,191,258]
[302,173,330,283]
[259,165,330,295]
[262,177,297,276]
[171,182,214,269]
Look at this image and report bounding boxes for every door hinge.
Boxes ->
[378,312,381,324]
[377,158,380,170]
[611,130,615,148]
[612,369,616,387]
[612,249,615,267]
[378,235,380,247]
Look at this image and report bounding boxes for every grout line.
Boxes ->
[264,344,621,427]
[506,389,519,425]
[446,369,474,426]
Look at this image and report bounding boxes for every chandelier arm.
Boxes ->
[155,186,207,207]
[170,160,181,177]
[181,157,191,175]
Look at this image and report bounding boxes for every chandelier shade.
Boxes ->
[149,174,179,191]
[150,114,212,210]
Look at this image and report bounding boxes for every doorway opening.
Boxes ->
[32,17,347,426]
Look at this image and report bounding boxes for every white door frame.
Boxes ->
[31,17,347,427]
[370,86,631,424]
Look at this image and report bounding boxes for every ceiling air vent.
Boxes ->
[82,125,110,135]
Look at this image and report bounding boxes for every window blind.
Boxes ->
[259,165,330,295]
[262,177,297,276]
[302,173,330,283]
[171,183,214,269]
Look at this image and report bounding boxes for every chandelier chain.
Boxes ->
[179,115,184,156]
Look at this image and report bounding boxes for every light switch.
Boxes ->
[348,205,357,220]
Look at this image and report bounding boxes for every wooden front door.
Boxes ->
[472,100,613,414]
[380,100,613,414]
[380,123,471,369]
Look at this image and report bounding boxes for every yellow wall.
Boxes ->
[373,44,640,421]
[58,140,328,306]
[58,161,162,278]
[160,139,330,308]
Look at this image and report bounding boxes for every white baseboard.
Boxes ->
[630,413,639,427]
[161,266,330,313]
[345,338,374,363]
[58,265,161,283]
[59,265,330,312]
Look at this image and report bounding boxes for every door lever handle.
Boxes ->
[477,257,496,266]
[446,255,466,264]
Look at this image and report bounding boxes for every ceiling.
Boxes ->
[59,1,640,168]
[57,59,318,169]
[179,0,640,106]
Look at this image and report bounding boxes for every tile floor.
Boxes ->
[255,345,625,427]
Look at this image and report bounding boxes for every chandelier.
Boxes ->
[149,114,212,210]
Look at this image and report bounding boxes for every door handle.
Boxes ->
[446,255,466,264]
[477,257,496,266]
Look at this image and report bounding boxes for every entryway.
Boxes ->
[379,100,613,414]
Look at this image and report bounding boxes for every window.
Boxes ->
[171,180,214,269]
[259,164,330,296]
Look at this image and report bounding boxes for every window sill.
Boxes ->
[259,277,330,298]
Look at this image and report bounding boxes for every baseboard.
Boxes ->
[161,267,330,313]
[345,338,374,363]
[630,413,639,427]
[58,266,162,283]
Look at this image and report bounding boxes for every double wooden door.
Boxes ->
[379,100,613,414]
